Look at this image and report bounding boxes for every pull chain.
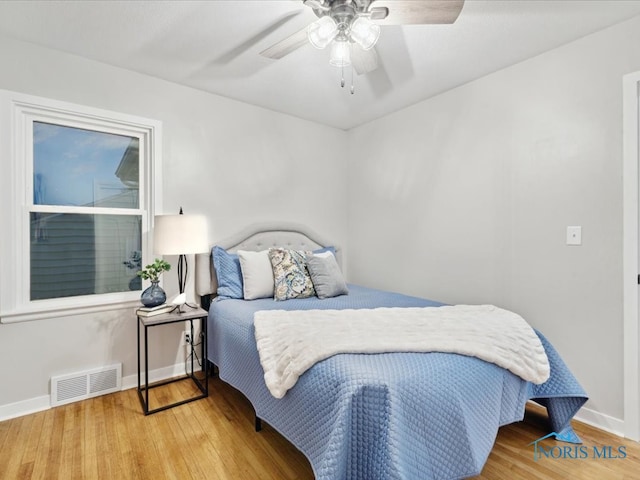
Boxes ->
[338,64,355,94]
[350,65,354,94]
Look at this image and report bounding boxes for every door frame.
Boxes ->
[623,71,640,441]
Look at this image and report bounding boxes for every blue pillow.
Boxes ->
[212,246,243,299]
[314,246,336,256]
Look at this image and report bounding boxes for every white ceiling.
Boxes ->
[1,0,639,130]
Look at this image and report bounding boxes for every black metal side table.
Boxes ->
[137,306,208,415]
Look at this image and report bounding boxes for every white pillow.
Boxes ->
[238,250,274,300]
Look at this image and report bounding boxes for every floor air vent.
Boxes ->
[51,363,122,407]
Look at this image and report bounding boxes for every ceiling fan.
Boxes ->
[260,0,465,87]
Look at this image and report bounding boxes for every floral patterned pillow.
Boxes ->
[268,248,316,301]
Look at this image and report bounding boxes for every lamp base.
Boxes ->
[165,302,200,315]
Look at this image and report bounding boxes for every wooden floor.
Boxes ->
[0,375,638,479]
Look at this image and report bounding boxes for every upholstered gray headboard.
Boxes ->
[195,222,342,299]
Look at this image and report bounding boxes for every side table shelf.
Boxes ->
[137,307,208,415]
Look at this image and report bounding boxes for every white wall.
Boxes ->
[348,16,640,425]
[0,36,348,410]
[2,14,638,429]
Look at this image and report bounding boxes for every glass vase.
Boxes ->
[141,280,166,308]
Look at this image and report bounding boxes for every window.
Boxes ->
[0,91,162,323]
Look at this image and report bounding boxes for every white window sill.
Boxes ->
[0,298,142,324]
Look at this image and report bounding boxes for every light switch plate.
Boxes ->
[566,226,582,246]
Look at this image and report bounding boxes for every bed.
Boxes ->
[195,223,588,480]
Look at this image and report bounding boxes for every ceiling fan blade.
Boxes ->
[352,46,378,75]
[260,25,310,60]
[214,10,303,65]
[369,0,464,25]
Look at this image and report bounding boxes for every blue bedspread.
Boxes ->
[207,285,587,479]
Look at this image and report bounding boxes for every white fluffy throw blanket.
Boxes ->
[254,305,550,399]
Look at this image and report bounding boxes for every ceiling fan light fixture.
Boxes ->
[308,15,338,49]
[329,39,351,67]
[349,16,380,50]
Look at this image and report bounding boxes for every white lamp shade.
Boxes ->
[308,16,338,49]
[350,17,380,51]
[329,40,351,67]
[153,214,209,255]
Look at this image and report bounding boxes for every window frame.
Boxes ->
[0,91,162,323]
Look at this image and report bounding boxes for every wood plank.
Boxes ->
[0,415,27,478]
[0,377,638,479]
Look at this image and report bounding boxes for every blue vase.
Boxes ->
[141,281,166,307]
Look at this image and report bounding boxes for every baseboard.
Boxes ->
[0,361,198,422]
[121,361,200,390]
[0,395,51,423]
[573,406,625,438]
[527,400,625,438]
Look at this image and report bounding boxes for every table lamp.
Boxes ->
[153,208,208,311]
